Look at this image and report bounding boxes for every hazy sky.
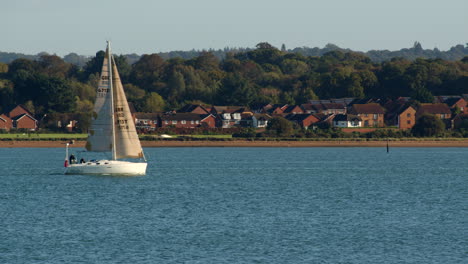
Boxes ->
[2,0,467,56]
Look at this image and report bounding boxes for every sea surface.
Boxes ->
[0,147,466,263]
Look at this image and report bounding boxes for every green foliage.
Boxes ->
[412,114,446,137]
[267,116,294,137]
[142,92,165,112]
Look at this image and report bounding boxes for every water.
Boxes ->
[0,147,466,263]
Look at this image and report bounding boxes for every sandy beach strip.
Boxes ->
[1,140,468,148]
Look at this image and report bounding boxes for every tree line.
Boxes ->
[1,42,468,119]
[1,42,467,66]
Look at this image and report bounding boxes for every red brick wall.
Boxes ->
[201,116,216,128]
[398,107,416,130]
[358,114,384,127]
[16,117,36,130]
[0,119,12,130]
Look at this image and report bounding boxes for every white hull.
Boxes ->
[65,160,147,176]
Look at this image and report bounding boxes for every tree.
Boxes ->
[82,50,105,80]
[38,54,71,78]
[412,114,445,137]
[267,116,294,137]
[165,71,186,105]
[130,54,166,91]
[35,75,75,113]
[218,73,257,106]
[142,92,165,112]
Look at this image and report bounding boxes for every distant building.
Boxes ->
[159,113,216,128]
[348,103,385,127]
[285,114,320,129]
[134,113,159,131]
[0,114,12,131]
[332,114,362,128]
[7,105,38,130]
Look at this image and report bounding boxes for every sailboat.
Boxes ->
[64,41,147,175]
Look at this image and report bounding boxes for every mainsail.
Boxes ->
[86,44,144,159]
[86,49,113,152]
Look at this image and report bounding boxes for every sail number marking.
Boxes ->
[115,107,129,130]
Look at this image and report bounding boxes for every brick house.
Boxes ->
[0,114,12,131]
[416,103,452,128]
[443,97,467,114]
[385,103,416,130]
[8,105,38,130]
[282,105,304,115]
[159,113,216,128]
[134,113,159,131]
[396,106,416,130]
[264,104,289,115]
[285,114,320,129]
[416,104,451,120]
[434,96,467,114]
[348,103,385,127]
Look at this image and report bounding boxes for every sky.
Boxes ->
[2,0,467,56]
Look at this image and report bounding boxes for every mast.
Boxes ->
[108,41,117,160]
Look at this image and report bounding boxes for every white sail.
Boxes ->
[111,57,144,159]
[86,49,113,152]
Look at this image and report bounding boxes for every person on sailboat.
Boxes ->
[69,154,76,164]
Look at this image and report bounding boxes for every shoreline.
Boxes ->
[2,140,468,148]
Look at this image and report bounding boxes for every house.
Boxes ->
[332,114,362,128]
[250,103,272,113]
[0,114,12,131]
[437,97,467,114]
[210,106,252,128]
[252,114,272,128]
[177,104,210,114]
[302,103,346,115]
[416,104,451,120]
[282,105,304,114]
[416,103,452,128]
[285,114,320,129]
[264,104,289,115]
[159,113,216,128]
[309,98,355,107]
[348,103,385,127]
[134,113,159,131]
[385,103,416,130]
[8,105,37,130]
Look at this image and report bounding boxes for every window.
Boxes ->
[195,120,200,124]
[143,120,148,124]
[181,120,186,124]
[407,113,411,117]
[164,120,168,125]
[407,120,411,124]
[373,114,378,120]
[172,120,177,124]
[191,120,194,124]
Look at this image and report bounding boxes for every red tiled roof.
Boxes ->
[349,104,385,114]
[417,104,451,115]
